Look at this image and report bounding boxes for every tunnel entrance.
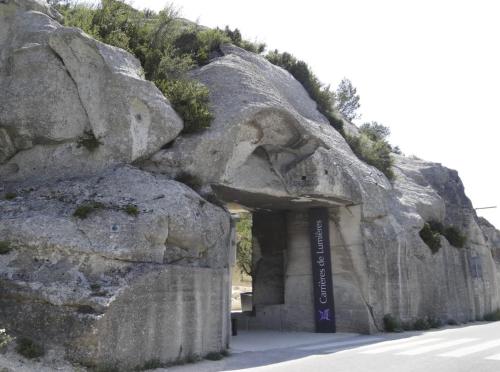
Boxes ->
[229,202,336,333]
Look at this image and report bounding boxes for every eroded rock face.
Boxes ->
[145,44,500,332]
[142,45,388,212]
[0,166,231,368]
[0,0,182,183]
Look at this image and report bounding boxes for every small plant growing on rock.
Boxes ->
[0,241,12,255]
[413,318,431,330]
[16,337,44,359]
[419,223,442,253]
[205,351,225,361]
[77,130,102,152]
[73,202,105,219]
[383,314,401,332]
[484,309,500,321]
[443,226,467,248]
[124,204,139,217]
[0,329,13,350]
[3,192,17,200]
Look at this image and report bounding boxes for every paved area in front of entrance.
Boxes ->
[230,330,366,353]
[163,321,500,372]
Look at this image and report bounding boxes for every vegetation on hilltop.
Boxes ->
[53,0,397,179]
[53,0,263,133]
[266,50,344,134]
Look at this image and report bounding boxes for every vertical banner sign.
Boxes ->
[308,208,336,333]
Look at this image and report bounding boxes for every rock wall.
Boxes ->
[1,0,500,368]
[0,1,230,369]
[146,44,500,331]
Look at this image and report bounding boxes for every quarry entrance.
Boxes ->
[219,187,343,334]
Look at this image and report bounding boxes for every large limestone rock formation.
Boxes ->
[1,0,499,369]
[145,44,500,332]
[0,1,229,369]
[0,166,231,368]
[0,0,182,183]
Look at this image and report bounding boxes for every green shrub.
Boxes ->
[73,202,105,219]
[205,351,225,361]
[419,223,442,253]
[77,130,102,152]
[139,358,162,370]
[222,26,265,54]
[266,50,343,134]
[156,79,213,133]
[16,337,44,359]
[383,314,401,332]
[484,309,500,322]
[236,213,253,278]
[413,318,431,330]
[346,133,394,180]
[0,241,12,255]
[0,329,13,350]
[443,226,467,248]
[447,319,458,326]
[3,192,17,200]
[420,221,467,252]
[124,204,139,217]
[428,317,442,329]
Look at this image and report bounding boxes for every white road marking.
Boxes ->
[360,338,444,354]
[396,338,477,355]
[439,339,500,357]
[297,337,384,351]
[485,353,500,360]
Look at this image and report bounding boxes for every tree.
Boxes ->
[235,213,252,278]
[359,121,390,141]
[335,78,361,122]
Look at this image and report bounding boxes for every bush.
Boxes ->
[0,241,12,255]
[236,213,253,278]
[346,133,394,180]
[222,26,265,54]
[124,204,139,217]
[73,202,105,219]
[413,318,431,330]
[443,226,467,248]
[0,329,13,350]
[383,314,401,332]
[266,50,343,134]
[156,79,213,133]
[447,319,458,326]
[16,337,44,359]
[3,192,17,200]
[420,221,467,252]
[77,130,102,152]
[484,309,500,322]
[419,223,442,253]
[428,317,442,329]
[205,351,225,361]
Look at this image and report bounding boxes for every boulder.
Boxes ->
[0,165,231,368]
[0,0,183,183]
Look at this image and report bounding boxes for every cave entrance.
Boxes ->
[228,202,336,333]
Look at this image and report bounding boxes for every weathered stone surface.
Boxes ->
[0,0,182,183]
[142,45,387,211]
[0,166,231,368]
[145,44,500,333]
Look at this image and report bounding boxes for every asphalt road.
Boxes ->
[166,321,500,372]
